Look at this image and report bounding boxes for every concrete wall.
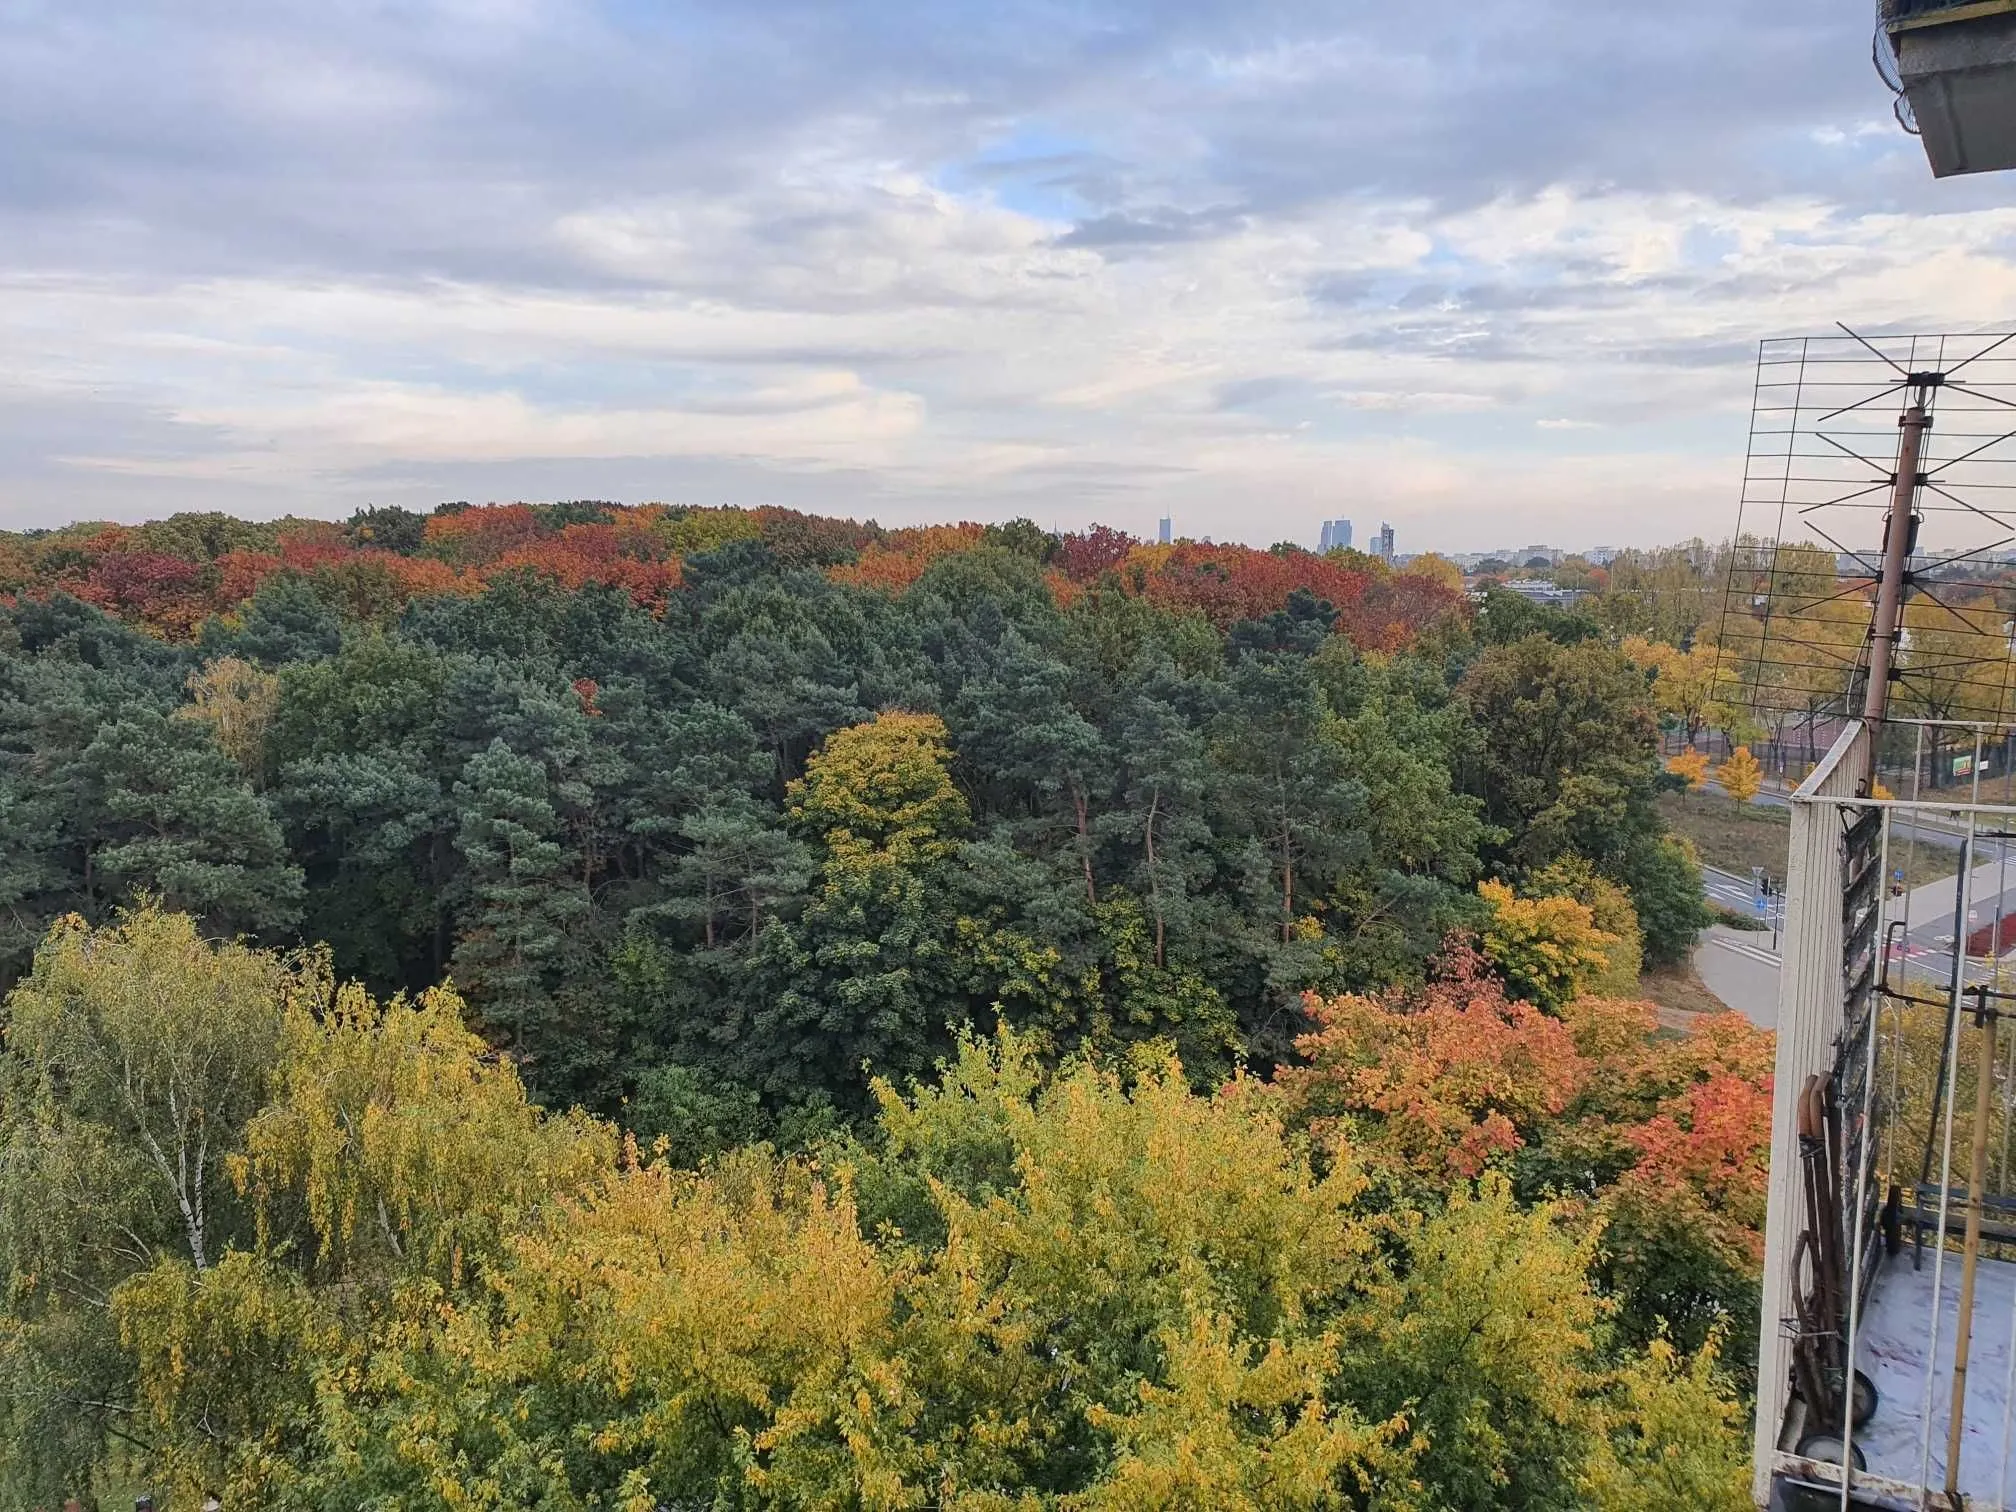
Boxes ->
[1752,722,1868,1504]
[1893,5,2016,175]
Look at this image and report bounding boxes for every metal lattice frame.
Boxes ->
[1717,331,2016,785]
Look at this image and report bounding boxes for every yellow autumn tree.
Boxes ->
[788,709,968,872]
[3,914,1760,1512]
[1478,879,1622,1011]
[1899,591,2016,786]
[0,906,301,1504]
[1662,646,1724,750]
[235,978,616,1283]
[1717,745,1763,804]
[1530,855,1644,995]
[1579,1336,1752,1510]
[1666,748,1710,792]
[1401,552,1465,594]
[177,655,282,785]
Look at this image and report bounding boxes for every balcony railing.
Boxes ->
[1757,720,2016,1508]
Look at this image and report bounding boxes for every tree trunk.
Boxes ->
[1072,783,1096,905]
[1145,785,1164,968]
[1280,817,1295,944]
[432,830,454,978]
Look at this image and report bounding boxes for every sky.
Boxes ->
[3,0,2014,551]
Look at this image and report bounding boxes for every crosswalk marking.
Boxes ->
[1705,934,1781,968]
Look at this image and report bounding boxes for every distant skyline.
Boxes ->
[4,2,2013,550]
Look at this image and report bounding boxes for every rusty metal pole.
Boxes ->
[1863,399,1932,778]
[1946,994,1998,1496]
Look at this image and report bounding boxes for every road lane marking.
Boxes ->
[1705,935,1781,968]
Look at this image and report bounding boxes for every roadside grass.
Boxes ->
[1709,905,1769,932]
[1659,790,1960,892]
[1658,790,1787,879]
[1637,961,1733,1027]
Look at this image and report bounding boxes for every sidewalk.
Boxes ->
[1692,924,1778,1029]
[1901,853,2016,934]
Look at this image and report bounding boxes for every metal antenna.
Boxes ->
[1860,374,1933,744]
[1715,329,2016,790]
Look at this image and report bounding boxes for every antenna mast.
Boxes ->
[1860,382,1932,733]
[1717,329,2016,788]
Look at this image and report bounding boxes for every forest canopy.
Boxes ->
[0,502,1755,1508]
[0,908,1760,1510]
[0,500,1710,1118]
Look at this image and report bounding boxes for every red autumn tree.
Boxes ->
[1053,524,1137,583]
[78,551,210,637]
[1275,936,1773,1259]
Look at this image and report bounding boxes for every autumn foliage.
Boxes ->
[1,913,1755,1509]
[1717,744,1763,803]
[826,521,987,593]
[1275,936,1773,1362]
[1119,542,1463,647]
[1666,747,1710,791]
[4,503,1469,650]
[1279,941,1585,1177]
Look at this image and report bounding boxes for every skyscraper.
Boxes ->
[1375,523,1395,562]
[1319,518,1352,552]
[1158,515,1172,545]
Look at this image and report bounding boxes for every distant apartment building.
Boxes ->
[1158,515,1173,545]
[1496,578,1586,607]
[1374,523,1395,562]
[1319,517,1352,552]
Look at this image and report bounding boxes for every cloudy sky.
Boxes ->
[3,0,2013,549]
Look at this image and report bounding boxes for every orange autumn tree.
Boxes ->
[421,502,546,565]
[5,503,1475,653]
[486,519,682,609]
[827,523,987,594]
[1665,748,1710,792]
[1275,941,1586,1180]
[1276,940,1775,1366]
[1111,542,1466,648]
[1555,999,1775,1368]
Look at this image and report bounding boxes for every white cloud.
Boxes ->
[2,0,2013,546]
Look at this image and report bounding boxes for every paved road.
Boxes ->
[1693,924,1780,1028]
[1703,863,1775,919]
[1687,855,2016,1031]
[1887,855,2016,988]
[1681,783,2016,1025]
